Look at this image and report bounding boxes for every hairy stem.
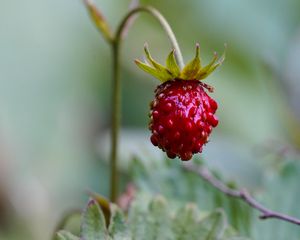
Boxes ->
[109,6,184,202]
[183,162,300,226]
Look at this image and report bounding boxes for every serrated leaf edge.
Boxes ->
[80,198,108,240]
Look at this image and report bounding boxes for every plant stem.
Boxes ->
[114,6,184,68]
[110,41,120,202]
[183,162,300,226]
[109,6,184,202]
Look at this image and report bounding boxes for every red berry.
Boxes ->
[149,79,218,161]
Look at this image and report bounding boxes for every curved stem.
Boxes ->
[109,6,184,202]
[115,6,184,68]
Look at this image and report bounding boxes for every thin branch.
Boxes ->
[183,162,300,226]
[114,6,185,69]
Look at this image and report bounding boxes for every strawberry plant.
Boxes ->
[51,1,300,239]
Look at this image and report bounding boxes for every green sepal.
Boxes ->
[196,52,218,80]
[166,49,181,78]
[197,45,226,80]
[135,59,170,82]
[135,43,225,82]
[180,43,201,79]
[135,44,177,82]
[143,44,174,81]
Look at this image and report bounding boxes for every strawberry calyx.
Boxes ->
[135,43,225,83]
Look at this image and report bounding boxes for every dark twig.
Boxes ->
[183,162,300,226]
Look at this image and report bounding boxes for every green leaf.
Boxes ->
[180,43,201,79]
[251,160,300,240]
[56,193,249,240]
[144,196,173,240]
[166,49,181,78]
[55,231,79,240]
[108,204,130,239]
[197,210,227,240]
[88,191,111,228]
[81,199,108,240]
[172,203,201,240]
[84,0,113,42]
[129,158,252,236]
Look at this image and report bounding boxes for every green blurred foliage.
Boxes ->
[57,196,250,240]
[130,155,300,239]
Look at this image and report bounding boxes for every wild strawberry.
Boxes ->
[135,43,225,161]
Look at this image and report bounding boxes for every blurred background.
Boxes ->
[1,0,300,239]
